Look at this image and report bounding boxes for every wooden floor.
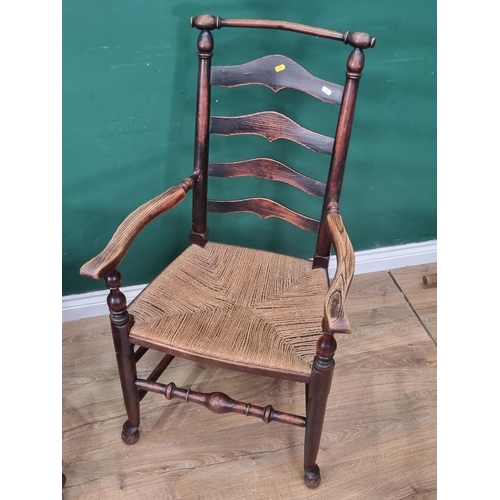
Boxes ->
[62,263,437,499]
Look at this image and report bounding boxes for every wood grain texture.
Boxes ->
[211,55,343,104]
[191,32,213,241]
[218,18,346,41]
[314,57,363,262]
[390,264,437,343]
[207,198,320,232]
[137,354,175,401]
[210,112,334,155]
[323,208,355,333]
[208,158,326,197]
[191,16,376,49]
[135,379,307,427]
[63,269,436,499]
[80,175,197,280]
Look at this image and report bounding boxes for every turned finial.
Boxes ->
[347,48,365,74]
[343,31,376,49]
[105,270,122,290]
[197,30,214,53]
[316,331,337,359]
[105,270,129,325]
[190,14,221,31]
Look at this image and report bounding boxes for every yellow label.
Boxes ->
[274,64,286,72]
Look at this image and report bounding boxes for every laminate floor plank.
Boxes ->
[390,263,437,343]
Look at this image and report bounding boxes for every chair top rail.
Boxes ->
[191,15,376,50]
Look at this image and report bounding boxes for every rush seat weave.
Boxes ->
[129,242,329,374]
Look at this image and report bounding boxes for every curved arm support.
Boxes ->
[80,174,198,280]
[322,206,355,333]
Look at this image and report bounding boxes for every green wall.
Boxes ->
[63,0,436,296]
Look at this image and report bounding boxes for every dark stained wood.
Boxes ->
[80,174,197,280]
[135,379,307,427]
[210,112,334,155]
[105,271,140,445]
[208,158,326,197]
[134,346,148,362]
[220,18,340,43]
[326,48,365,201]
[304,333,336,488]
[138,354,175,401]
[314,48,366,267]
[191,16,376,50]
[190,14,222,31]
[191,30,214,247]
[345,31,377,50]
[312,253,330,270]
[211,55,344,105]
[207,198,320,233]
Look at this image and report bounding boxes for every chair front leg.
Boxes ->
[105,271,140,444]
[303,331,336,488]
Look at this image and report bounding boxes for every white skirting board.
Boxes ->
[63,239,436,322]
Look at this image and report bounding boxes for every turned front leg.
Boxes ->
[303,331,336,488]
[106,270,140,444]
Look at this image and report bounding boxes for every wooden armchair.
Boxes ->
[80,14,375,488]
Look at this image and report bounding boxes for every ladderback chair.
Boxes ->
[80,14,375,488]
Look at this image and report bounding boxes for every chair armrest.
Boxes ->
[80,174,197,280]
[322,206,355,334]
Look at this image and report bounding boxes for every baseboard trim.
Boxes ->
[328,239,437,276]
[63,240,436,322]
[62,284,148,323]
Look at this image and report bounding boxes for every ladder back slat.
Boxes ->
[211,55,343,105]
[208,159,326,197]
[208,198,320,233]
[210,112,334,155]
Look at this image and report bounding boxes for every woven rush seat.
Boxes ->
[129,242,329,375]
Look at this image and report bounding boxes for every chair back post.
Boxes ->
[313,48,366,269]
[191,16,218,247]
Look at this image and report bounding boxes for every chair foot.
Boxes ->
[121,420,140,444]
[304,464,321,488]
